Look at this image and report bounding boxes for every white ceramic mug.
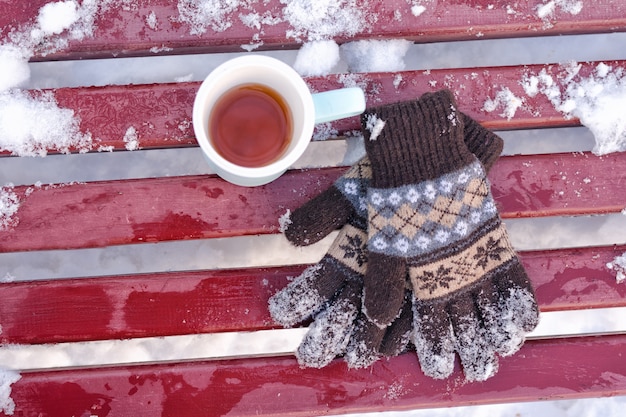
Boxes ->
[193,55,366,186]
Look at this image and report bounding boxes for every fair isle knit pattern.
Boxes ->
[367,159,497,258]
[334,158,372,218]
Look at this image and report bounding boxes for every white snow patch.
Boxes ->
[412,5,427,16]
[0,368,21,416]
[146,11,158,30]
[0,185,20,231]
[278,209,292,233]
[537,0,583,21]
[523,62,626,155]
[607,253,626,284]
[365,114,386,141]
[0,45,31,92]
[0,90,92,156]
[483,87,524,120]
[123,126,140,151]
[37,1,80,35]
[293,40,340,76]
[340,39,412,72]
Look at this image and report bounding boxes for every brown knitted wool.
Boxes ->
[359,90,538,380]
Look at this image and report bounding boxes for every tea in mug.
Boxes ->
[209,83,293,167]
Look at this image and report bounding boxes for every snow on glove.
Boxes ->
[364,112,507,362]
[268,158,373,367]
[361,90,539,381]
[269,106,505,368]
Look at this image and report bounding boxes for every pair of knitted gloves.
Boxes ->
[268,90,539,381]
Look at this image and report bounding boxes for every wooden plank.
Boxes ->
[3,1,626,61]
[5,334,626,417]
[2,151,625,253]
[1,244,624,345]
[5,60,623,156]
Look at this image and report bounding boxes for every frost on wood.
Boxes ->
[607,253,626,284]
[0,90,92,156]
[0,367,21,416]
[523,62,626,155]
[0,185,20,231]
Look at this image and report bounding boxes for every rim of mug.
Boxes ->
[193,55,315,181]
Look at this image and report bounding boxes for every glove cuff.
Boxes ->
[362,90,475,188]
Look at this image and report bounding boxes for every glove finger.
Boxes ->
[363,252,407,328]
[296,279,361,368]
[448,297,499,382]
[379,291,414,357]
[285,185,355,246]
[268,256,350,327]
[412,299,456,379]
[344,313,385,368]
[478,261,540,356]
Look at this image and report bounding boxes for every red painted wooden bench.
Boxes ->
[2,1,626,416]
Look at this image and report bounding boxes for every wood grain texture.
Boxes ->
[4,334,626,417]
[2,0,625,60]
[2,151,625,253]
[3,60,624,156]
[1,245,624,345]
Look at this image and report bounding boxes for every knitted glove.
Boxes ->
[361,90,539,381]
[268,157,371,368]
[269,103,505,368]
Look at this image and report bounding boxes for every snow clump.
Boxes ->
[293,40,340,76]
[0,90,92,156]
[522,62,626,155]
[340,39,412,73]
[0,368,21,415]
[607,253,626,284]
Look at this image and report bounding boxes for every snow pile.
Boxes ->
[0,185,20,231]
[340,39,412,72]
[0,90,92,156]
[0,368,21,416]
[0,45,31,92]
[293,40,340,76]
[607,253,626,284]
[522,62,626,155]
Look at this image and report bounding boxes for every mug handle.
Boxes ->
[311,87,366,124]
